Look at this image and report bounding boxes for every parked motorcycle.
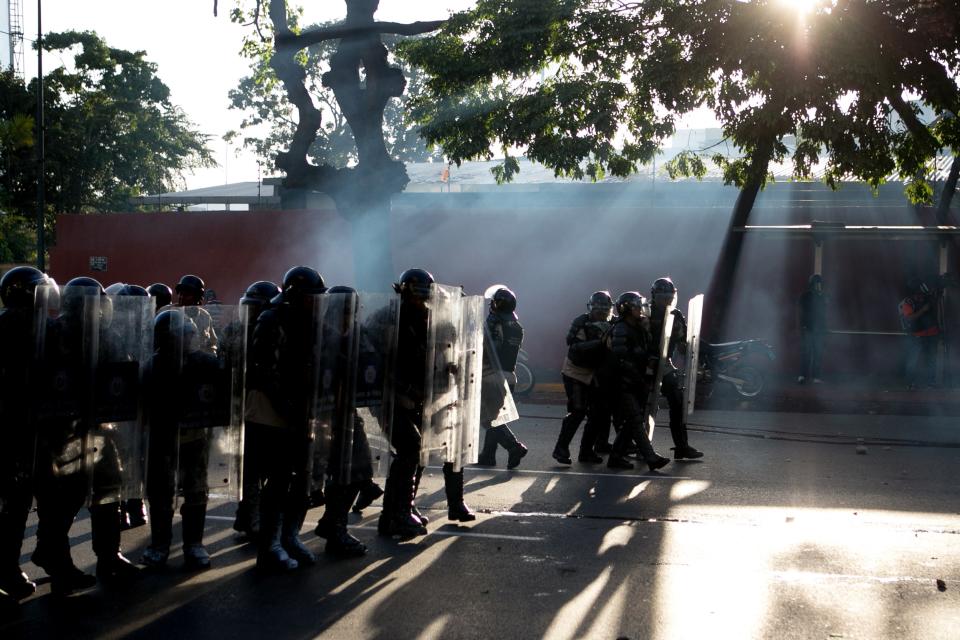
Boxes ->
[513,349,535,398]
[696,339,775,398]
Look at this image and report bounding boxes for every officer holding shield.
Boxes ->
[649,278,703,460]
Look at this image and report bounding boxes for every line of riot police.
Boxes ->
[0,265,520,606]
[553,278,705,472]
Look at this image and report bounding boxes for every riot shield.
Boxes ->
[31,285,100,502]
[480,323,520,429]
[310,292,364,488]
[170,305,243,507]
[420,286,484,471]
[354,291,399,479]
[0,282,58,508]
[645,301,676,441]
[683,294,704,424]
[84,294,153,506]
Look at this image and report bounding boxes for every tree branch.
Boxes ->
[277,20,446,48]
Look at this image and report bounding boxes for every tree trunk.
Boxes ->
[703,140,774,341]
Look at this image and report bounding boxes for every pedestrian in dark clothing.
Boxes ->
[899,278,940,389]
[798,274,827,384]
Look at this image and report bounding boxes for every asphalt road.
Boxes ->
[3,405,959,640]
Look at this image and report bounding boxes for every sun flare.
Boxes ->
[776,0,820,14]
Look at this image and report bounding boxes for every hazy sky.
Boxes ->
[17,1,476,191]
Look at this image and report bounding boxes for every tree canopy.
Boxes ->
[400,0,960,202]
[0,31,213,262]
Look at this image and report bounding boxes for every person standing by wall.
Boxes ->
[900,278,941,389]
[798,274,827,384]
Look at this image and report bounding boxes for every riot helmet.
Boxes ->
[240,281,281,306]
[616,291,650,319]
[651,277,677,306]
[327,285,357,295]
[1,266,53,309]
[490,287,517,314]
[175,274,205,306]
[105,282,126,295]
[147,283,173,310]
[119,284,149,297]
[273,266,326,305]
[394,268,434,301]
[61,277,107,318]
[154,308,197,354]
[587,290,613,320]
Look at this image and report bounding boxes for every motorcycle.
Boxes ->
[697,339,775,398]
[513,349,535,398]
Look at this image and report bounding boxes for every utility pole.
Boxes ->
[35,0,45,271]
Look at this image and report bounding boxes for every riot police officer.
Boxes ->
[229,281,281,540]
[32,277,140,591]
[142,308,220,571]
[250,266,327,571]
[0,267,53,601]
[605,292,671,471]
[312,286,374,556]
[476,286,528,469]
[552,291,614,465]
[378,269,439,537]
[649,278,703,460]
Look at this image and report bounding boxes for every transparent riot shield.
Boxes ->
[480,323,520,429]
[420,286,484,471]
[31,285,100,503]
[85,294,153,506]
[354,292,399,479]
[310,292,361,488]
[683,294,704,424]
[646,301,676,441]
[0,282,58,509]
[171,305,243,507]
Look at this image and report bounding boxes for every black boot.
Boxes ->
[476,429,498,466]
[496,426,528,469]
[90,503,140,587]
[281,508,317,566]
[670,427,704,460]
[553,412,582,465]
[352,479,384,513]
[411,466,428,526]
[322,485,367,558]
[180,504,211,570]
[233,494,261,539]
[0,489,36,601]
[377,470,427,539]
[141,506,173,569]
[443,463,476,522]
[32,495,96,595]
[257,491,297,572]
[607,423,639,470]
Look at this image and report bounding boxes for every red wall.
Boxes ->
[49,184,960,383]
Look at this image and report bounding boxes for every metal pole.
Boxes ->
[35,0,45,272]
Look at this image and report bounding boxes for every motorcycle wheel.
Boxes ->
[732,365,764,397]
[513,361,535,397]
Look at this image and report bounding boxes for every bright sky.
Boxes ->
[17,1,476,191]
